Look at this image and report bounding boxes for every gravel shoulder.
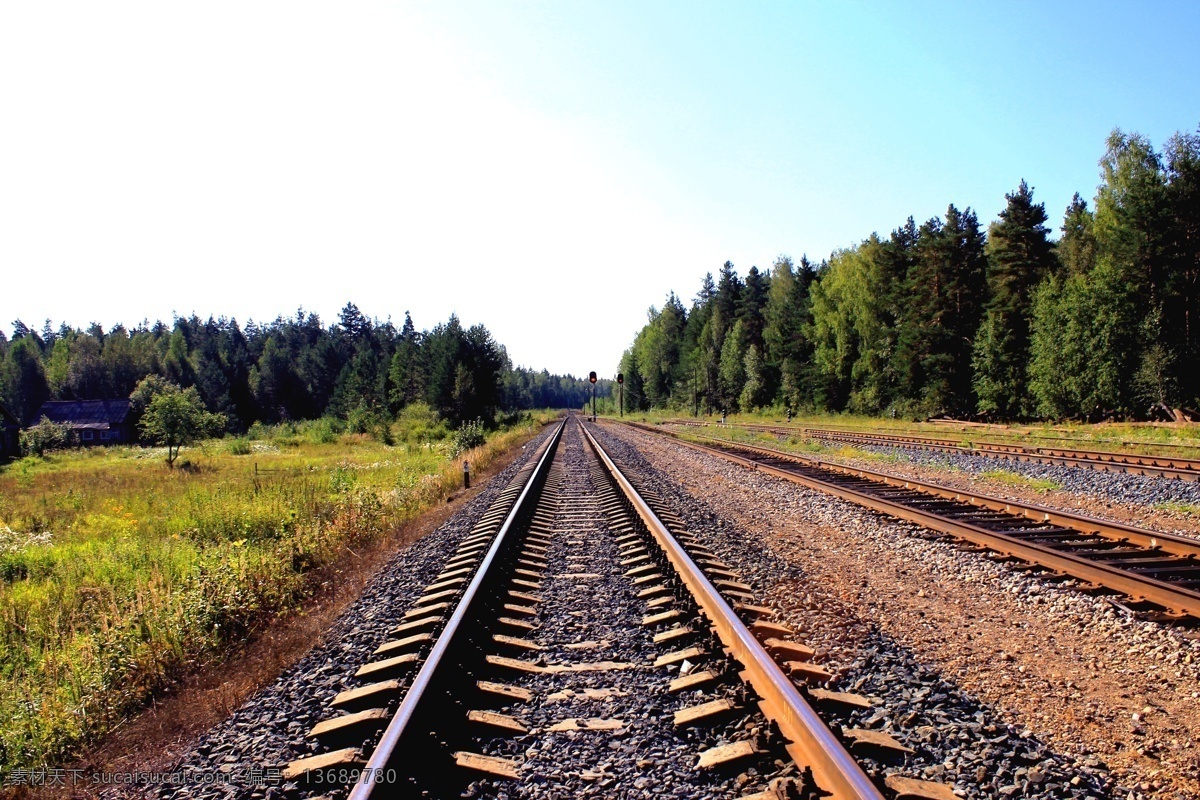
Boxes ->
[602,423,1200,800]
[787,440,1200,540]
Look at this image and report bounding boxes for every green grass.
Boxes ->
[0,405,556,773]
[1153,501,1200,516]
[979,469,1060,492]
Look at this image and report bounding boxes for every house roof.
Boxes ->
[37,399,132,428]
[0,401,18,429]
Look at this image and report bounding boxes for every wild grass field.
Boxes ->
[0,405,555,773]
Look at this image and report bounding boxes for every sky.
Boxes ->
[2,1,1199,377]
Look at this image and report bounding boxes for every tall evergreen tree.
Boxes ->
[387,312,424,413]
[1162,128,1200,413]
[717,319,748,411]
[739,266,770,350]
[895,206,987,415]
[1058,194,1096,276]
[972,181,1056,417]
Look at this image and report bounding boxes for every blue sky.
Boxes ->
[2,1,1198,376]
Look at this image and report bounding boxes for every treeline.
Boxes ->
[0,303,593,431]
[621,125,1200,421]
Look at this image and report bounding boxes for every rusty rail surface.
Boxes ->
[626,422,1200,621]
[673,420,1200,480]
[580,422,886,800]
[348,418,567,800]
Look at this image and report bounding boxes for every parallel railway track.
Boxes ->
[279,416,956,800]
[631,422,1200,622]
[671,420,1200,481]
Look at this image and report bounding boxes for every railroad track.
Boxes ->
[670,420,1200,481]
[278,416,957,800]
[630,422,1200,622]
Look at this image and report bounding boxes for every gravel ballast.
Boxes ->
[593,422,1200,800]
[774,435,1200,540]
[142,427,559,800]
[461,420,793,800]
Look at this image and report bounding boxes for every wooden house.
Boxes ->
[36,399,135,445]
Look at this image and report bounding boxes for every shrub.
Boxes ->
[19,417,75,456]
[299,418,340,445]
[451,419,486,456]
[226,437,252,455]
[396,403,451,446]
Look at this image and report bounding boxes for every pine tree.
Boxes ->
[713,261,742,354]
[972,181,1056,417]
[1163,128,1200,413]
[1058,194,1096,276]
[739,266,770,350]
[739,345,768,410]
[718,319,748,412]
[895,206,987,415]
[388,312,424,413]
[163,328,195,388]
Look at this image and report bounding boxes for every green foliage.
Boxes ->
[140,385,227,466]
[980,469,1060,492]
[718,319,748,412]
[619,122,1200,423]
[226,437,252,455]
[19,417,74,456]
[630,294,687,408]
[0,408,555,773]
[0,335,49,425]
[451,418,487,456]
[738,345,769,411]
[972,180,1056,417]
[895,205,987,416]
[130,373,174,417]
[5,300,579,454]
[394,402,450,446]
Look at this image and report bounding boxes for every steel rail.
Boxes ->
[348,418,567,800]
[672,420,1200,478]
[626,422,1200,620]
[795,425,1200,477]
[580,422,886,800]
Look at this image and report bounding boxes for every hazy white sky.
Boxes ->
[3,2,1199,376]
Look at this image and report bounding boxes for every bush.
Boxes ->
[451,419,486,457]
[395,403,450,446]
[20,417,75,456]
[226,437,252,455]
[373,422,395,446]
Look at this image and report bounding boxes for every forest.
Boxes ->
[0,303,598,435]
[619,126,1200,422]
